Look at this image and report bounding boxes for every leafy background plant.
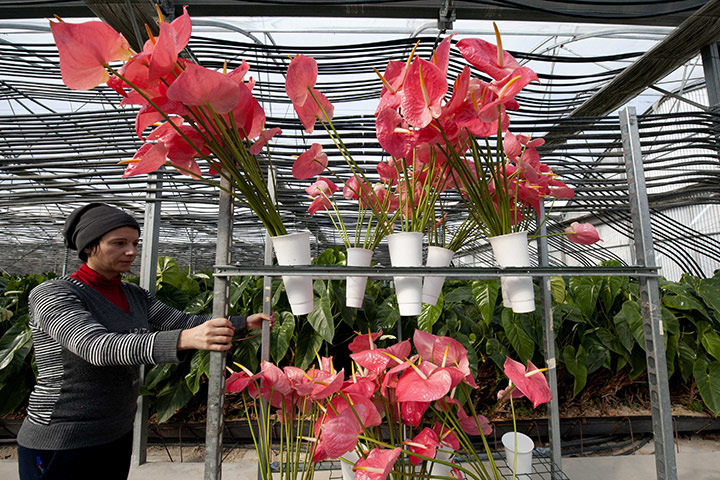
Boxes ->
[1,253,719,424]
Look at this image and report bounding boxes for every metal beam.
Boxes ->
[568,0,720,119]
[1,0,707,27]
[619,106,677,480]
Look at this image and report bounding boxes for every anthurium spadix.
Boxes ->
[503,357,552,408]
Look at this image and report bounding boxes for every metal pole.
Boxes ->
[205,176,234,480]
[257,168,275,480]
[619,107,677,480]
[133,170,162,466]
[536,203,562,477]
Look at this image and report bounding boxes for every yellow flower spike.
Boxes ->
[418,62,431,107]
[493,22,504,68]
[233,362,255,376]
[368,327,375,350]
[154,4,165,23]
[117,158,140,165]
[406,39,421,67]
[380,351,404,365]
[372,67,397,94]
[223,60,228,75]
[354,466,384,474]
[144,24,157,45]
[225,366,234,374]
[407,358,429,380]
[301,436,317,443]
[53,14,64,22]
[498,75,522,99]
[314,348,323,369]
[403,440,427,448]
[441,345,449,368]
[525,367,549,378]
[393,127,413,135]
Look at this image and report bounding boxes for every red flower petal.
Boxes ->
[564,222,601,245]
[396,363,452,402]
[50,19,132,90]
[249,127,282,155]
[400,57,448,128]
[167,63,242,114]
[354,447,402,480]
[503,358,552,408]
[456,37,521,81]
[293,143,328,179]
[286,54,317,106]
[122,142,168,177]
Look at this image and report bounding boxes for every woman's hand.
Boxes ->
[178,317,235,351]
[247,312,275,331]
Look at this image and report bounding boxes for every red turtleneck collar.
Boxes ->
[70,264,129,313]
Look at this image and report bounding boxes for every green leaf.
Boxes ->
[569,276,602,318]
[295,325,323,370]
[472,280,499,326]
[0,322,32,371]
[613,302,637,353]
[699,321,720,362]
[307,290,334,343]
[376,295,401,332]
[664,293,711,319]
[444,285,473,304]
[620,300,645,351]
[419,296,443,332]
[143,363,179,392]
[271,311,295,363]
[600,274,629,312]
[661,307,680,337]
[596,328,629,359]
[315,248,338,266]
[155,282,189,311]
[186,291,213,315]
[156,256,184,288]
[677,338,697,381]
[549,276,566,304]
[693,357,720,415]
[501,309,534,363]
[582,337,610,374]
[155,381,193,423]
[628,347,648,379]
[185,350,210,395]
[486,338,510,369]
[562,345,587,397]
[697,278,720,323]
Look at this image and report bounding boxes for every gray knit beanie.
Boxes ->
[63,203,141,257]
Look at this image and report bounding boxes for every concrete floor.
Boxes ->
[2,436,719,479]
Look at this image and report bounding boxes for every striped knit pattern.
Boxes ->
[17,277,211,450]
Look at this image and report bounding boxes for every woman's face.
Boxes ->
[85,226,140,278]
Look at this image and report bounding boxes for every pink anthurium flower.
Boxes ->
[50,19,132,90]
[348,330,383,352]
[456,36,521,81]
[121,142,169,177]
[293,88,335,133]
[313,407,364,462]
[503,357,552,408]
[433,422,460,450]
[306,177,339,197]
[396,361,453,403]
[353,447,402,480]
[401,400,430,427]
[376,107,417,159]
[564,222,602,245]
[225,369,260,394]
[166,63,242,114]
[249,127,282,155]
[259,360,292,408]
[413,330,474,386]
[293,143,328,179]
[286,54,318,107]
[405,427,440,466]
[146,6,191,81]
[400,57,448,128]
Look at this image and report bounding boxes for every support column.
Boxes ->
[205,177,234,480]
[536,204,562,477]
[133,171,162,465]
[619,107,677,480]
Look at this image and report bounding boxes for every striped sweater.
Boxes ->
[17,276,244,450]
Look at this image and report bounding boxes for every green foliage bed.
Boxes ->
[1,249,719,423]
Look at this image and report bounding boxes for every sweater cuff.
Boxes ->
[230,315,247,336]
[152,330,182,363]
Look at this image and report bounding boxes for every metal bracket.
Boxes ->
[438,0,455,31]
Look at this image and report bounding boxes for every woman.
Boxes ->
[16,203,273,479]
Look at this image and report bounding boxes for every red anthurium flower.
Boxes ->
[342,377,378,398]
[50,19,132,90]
[405,427,440,466]
[286,54,317,107]
[348,330,383,353]
[503,357,552,408]
[456,37,521,81]
[293,143,328,179]
[343,175,373,202]
[314,407,363,462]
[146,6,191,81]
[400,57,448,128]
[306,177,339,197]
[122,142,169,177]
[433,422,461,450]
[293,88,335,133]
[375,107,416,159]
[225,370,260,394]
[431,34,455,77]
[167,62,242,114]
[377,161,399,186]
[353,447,402,480]
[375,60,408,113]
[249,127,282,155]
[413,330,474,385]
[328,392,382,428]
[564,222,602,245]
[457,406,492,436]
[400,400,430,427]
[259,360,292,408]
[396,361,453,403]
[309,368,345,400]
[443,67,471,117]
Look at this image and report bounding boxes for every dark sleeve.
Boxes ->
[230,315,247,336]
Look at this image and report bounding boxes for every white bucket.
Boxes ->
[387,232,423,316]
[488,231,535,313]
[270,231,314,316]
[346,247,373,308]
[501,431,534,476]
[422,246,455,306]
